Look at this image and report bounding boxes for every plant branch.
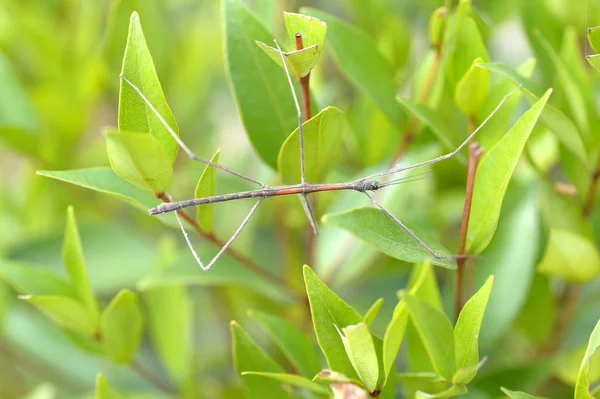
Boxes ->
[455,142,482,322]
[155,193,298,297]
[583,146,600,216]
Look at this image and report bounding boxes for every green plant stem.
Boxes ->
[155,192,299,298]
[455,142,482,322]
[130,358,176,394]
[583,146,600,216]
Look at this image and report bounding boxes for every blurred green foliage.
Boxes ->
[1,0,600,398]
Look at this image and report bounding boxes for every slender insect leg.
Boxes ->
[120,75,265,188]
[298,194,319,235]
[174,197,263,271]
[361,85,523,181]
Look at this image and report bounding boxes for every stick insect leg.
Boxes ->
[174,197,263,271]
[361,85,523,181]
[298,194,319,234]
[120,76,265,188]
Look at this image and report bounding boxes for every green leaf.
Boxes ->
[477,62,587,163]
[0,260,74,297]
[284,12,327,49]
[248,309,321,378]
[323,207,455,269]
[105,129,173,193]
[364,298,384,327]
[415,384,468,398]
[303,265,363,379]
[466,89,551,254]
[99,290,144,364]
[255,42,320,78]
[500,387,537,399]
[538,229,600,283]
[338,322,379,392]
[144,285,192,386]
[95,373,125,399]
[455,58,490,115]
[302,8,406,127]
[0,52,38,132]
[278,106,344,183]
[37,168,160,211]
[404,294,456,380]
[119,11,178,162]
[586,54,600,73]
[63,206,98,320]
[230,321,290,399]
[222,0,301,168]
[588,26,600,54]
[195,150,220,232]
[241,372,330,395]
[453,276,494,384]
[20,295,97,336]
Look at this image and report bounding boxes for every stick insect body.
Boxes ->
[121,38,519,271]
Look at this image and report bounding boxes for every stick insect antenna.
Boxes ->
[274,39,319,234]
[120,75,266,188]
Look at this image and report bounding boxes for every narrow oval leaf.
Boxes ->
[63,207,98,320]
[248,309,321,378]
[255,41,320,78]
[302,8,407,127]
[95,373,125,399]
[144,285,192,386]
[364,298,384,327]
[37,168,160,211]
[588,26,600,54]
[537,229,600,283]
[100,290,144,364]
[415,384,468,399]
[586,54,600,73]
[195,150,220,232]
[466,89,551,254]
[403,294,456,380]
[304,265,363,379]
[0,260,75,297]
[323,207,455,269]
[453,276,494,384]
[119,12,178,162]
[339,322,379,392]
[105,129,173,193]
[284,12,327,49]
[20,295,97,336]
[241,372,330,395]
[455,57,490,115]
[278,106,343,183]
[230,321,290,399]
[500,387,537,399]
[575,320,600,399]
[223,0,301,168]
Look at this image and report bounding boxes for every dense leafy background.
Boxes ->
[1,0,600,398]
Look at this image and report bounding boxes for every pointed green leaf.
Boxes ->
[284,12,327,49]
[302,8,406,127]
[455,58,489,115]
[20,295,97,336]
[538,229,600,283]
[467,89,551,254]
[195,150,220,232]
[575,320,600,399]
[338,322,379,392]
[323,207,455,268]
[278,106,343,183]
[415,384,468,398]
[404,294,456,380]
[241,372,330,395]
[223,0,302,168]
[500,387,537,399]
[99,290,144,364]
[63,207,97,319]
[304,265,363,379]
[105,129,173,193]
[248,309,321,378]
[37,168,159,211]
[255,42,320,78]
[453,276,494,384]
[588,26,600,54]
[0,260,74,297]
[364,298,384,327]
[95,373,125,399]
[230,321,290,399]
[119,11,178,162]
[586,54,600,72]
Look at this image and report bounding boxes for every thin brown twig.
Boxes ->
[455,142,483,322]
[583,146,600,216]
[155,193,297,296]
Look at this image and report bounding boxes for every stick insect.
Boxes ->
[121,39,519,272]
